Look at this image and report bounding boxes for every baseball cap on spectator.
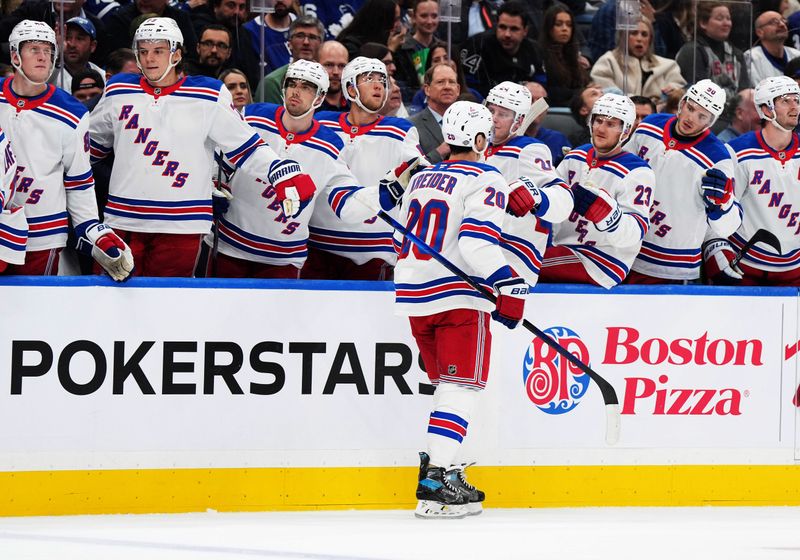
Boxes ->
[66,17,97,40]
[71,68,104,96]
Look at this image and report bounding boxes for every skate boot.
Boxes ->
[415,452,468,519]
[446,462,485,516]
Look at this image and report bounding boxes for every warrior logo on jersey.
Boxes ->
[522,326,591,414]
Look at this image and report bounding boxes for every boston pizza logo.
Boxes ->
[522,326,590,414]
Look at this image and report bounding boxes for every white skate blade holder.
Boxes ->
[415,500,468,520]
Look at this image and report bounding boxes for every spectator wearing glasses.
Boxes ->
[185,23,232,77]
[254,15,324,104]
[744,11,800,85]
[185,23,232,78]
[189,0,262,92]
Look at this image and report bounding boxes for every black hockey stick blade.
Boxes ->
[730,229,781,268]
[378,210,621,445]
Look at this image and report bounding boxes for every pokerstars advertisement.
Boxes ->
[496,291,798,449]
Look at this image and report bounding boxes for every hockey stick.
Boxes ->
[729,228,781,269]
[512,97,549,139]
[377,209,621,445]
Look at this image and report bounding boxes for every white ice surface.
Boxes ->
[1,507,799,560]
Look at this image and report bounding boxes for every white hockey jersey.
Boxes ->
[0,78,99,251]
[206,104,359,268]
[627,113,741,280]
[0,125,26,265]
[726,131,800,271]
[744,45,800,85]
[313,111,422,265]
[394,160,514,317]
[485,135,573,286]
[552,145,653,288]
[90,74,282,235]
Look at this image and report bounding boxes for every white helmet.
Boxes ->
[9,20,57,85]
[133,17,184,52]
[133,17,184,85]
[283,59,330,118]
[681,79,726,123]
[590,93,636,140]
[442,101,494,154]
[754,76,800,120]
[342,56,388,113]
[486,81,532,122]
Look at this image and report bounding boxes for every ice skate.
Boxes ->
[446,463,485,515]
[415,452,468,519]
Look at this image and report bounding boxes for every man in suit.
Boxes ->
[411,63,460,163]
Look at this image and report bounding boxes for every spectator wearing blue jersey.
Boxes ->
[300,0,366,40]
[243,0,296,75]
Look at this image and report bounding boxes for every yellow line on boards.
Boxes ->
[1,465,799,516]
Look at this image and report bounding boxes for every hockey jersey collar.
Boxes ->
[755,129,800,163]
[2,78,56,112]
[338,112,384,138]
[584,147,624,169]
[274,106,320,144]
[662,116,711,151]
[139,75,186,98]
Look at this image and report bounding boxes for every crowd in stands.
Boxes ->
[1,0,800,286]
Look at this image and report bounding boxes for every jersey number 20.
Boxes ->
[399,199,449,260]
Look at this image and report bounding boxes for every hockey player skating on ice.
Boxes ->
[0,125,27,273]
[393,101,526,518]
[199,60,361,278]
[309,57,422,280]
[540,94,653,287]
[1,20,133,279]
[90,17,316,277]
[712,76,800,285]
[625,79,742,283]
[482,81,573,286]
